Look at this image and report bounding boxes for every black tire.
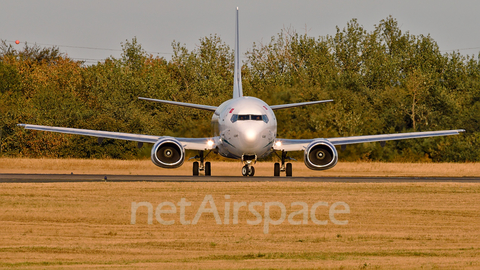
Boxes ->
[242,165,248,176]
[205,162,211,176]
[193,162,199,176]
[274,163,280,177]
[249,166,255,177]
[286,163,292,177]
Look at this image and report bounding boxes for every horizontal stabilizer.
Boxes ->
[138,97,217,111]
[270,100,333,110]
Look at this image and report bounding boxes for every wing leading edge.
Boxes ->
[138,97,218,111]
[274,129,465,151]
[270,100,334,110]
[17,124,217,151]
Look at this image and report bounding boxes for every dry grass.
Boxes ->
[1,157,480,177]
[0,181,479,269]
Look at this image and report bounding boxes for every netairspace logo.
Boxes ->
[131,195,350,234]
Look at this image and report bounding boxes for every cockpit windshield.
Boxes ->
[231,114,269,123]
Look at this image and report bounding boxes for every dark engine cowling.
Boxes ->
[151,138,184,168]
[304,139,338,170]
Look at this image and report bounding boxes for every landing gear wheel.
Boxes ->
[249,166,255,177]
[193,161,199,176]
[242,165,255,177]
[242,165,248,177]
[286,163,292,177]
[274,163,280,177]
[205,162,211,176]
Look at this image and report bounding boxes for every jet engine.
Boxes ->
[151,138,184,168]
[304,139,338,170]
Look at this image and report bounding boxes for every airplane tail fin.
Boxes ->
[233,7,243,99]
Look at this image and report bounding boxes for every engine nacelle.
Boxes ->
[151,138,185,168]
[304,139,338,170]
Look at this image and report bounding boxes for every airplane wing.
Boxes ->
[274,129,465,151]
[138,97,218,111]
[17,124,216,151]
[270,100,334,110]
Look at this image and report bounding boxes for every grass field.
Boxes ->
[0,181,479,269]
[1,158,480,177]
[1,159,479,269]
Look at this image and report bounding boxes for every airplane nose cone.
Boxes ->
[242,129,265,155]
[245,129,257,142]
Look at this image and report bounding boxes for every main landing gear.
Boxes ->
[274,151,294,177]
[191,150,212,176]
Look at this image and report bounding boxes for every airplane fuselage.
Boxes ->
[211,97,277,160]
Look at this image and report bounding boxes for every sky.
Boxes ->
[1,0,480,64]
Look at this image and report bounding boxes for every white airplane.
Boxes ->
[18,8,464,177]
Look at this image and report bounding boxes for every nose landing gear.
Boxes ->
[241,164,255,176]
[241,155,257,177]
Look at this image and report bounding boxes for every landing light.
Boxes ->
[275,141,282,147]
[207,140,214,147]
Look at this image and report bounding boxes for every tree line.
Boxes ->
[1,17,478,162]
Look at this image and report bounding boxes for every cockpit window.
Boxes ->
[231,114,269,123]
[262,115,269,123]
[238,115,250,120]
[251,115,262,121]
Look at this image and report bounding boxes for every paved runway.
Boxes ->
[1,174,479,183]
